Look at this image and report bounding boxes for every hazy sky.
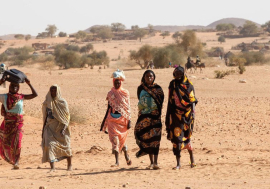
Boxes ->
[0,0,269,36]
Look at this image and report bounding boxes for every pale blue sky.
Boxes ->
[0,0,269,36]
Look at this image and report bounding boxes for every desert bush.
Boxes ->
[216,23,236,31]
[57,50,82,69]
[66,45,80,52]
[238,64,246,74]
[25,34,31,41]
[58,32,67,37]
[240,21,258,35]
[75,30,87,40]
[14,34,24,40]
[230,52,266,66]
[0,53,8,62]
[214,69,235,79]
[218,36,226,43]
[69,105,87,124]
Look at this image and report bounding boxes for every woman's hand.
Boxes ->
[25,78,30,85]
[127,120,131,129]
[0,75,6,85]
[60,128,66,136]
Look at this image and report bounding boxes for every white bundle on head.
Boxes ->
[111,69,125,81]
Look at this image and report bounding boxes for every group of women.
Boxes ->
[0,76,72,172]
[101,66,197,170]
[0,65,197,172]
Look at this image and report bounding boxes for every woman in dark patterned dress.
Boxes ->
[165,66,198,170]
[134,70,164,170]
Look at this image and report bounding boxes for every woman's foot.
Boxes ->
[111,163,119,167]
[172,166,180,170]
[190,162,196,168]
[48,168,56,173]
[146,164,154,169]
[126,159,132,166]
[153,164,160,170]
[67,165,73,171]
[13,164,19,170]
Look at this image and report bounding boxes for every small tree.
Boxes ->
[262,21,270,33]
[96,26,113,40]
[133,28,148,42]
[240,21,258,35]
[216,23,236,31]
[80,43,93,54]
[160,31,170,39]
[75,30,87,40]
[45,24,58,38]
[148,24,154,33]
[179,30,196,51]
[58,32,67,37]
[66,45,80,52]
[14,34,24,40]
[81,55,93,68]
[25,34,31,41]
[131,25,139,30]
[137,45,153,68]
[129,50,143,68]
[218,36,226,44]
[111,23,126,33]
[172,31,182,42]
[57,51,81,69]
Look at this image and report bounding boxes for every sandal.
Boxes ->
[126,159,132,166]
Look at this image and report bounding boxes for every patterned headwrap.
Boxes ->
[173,65,185,77]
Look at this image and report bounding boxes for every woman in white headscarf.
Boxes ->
[41,84,72,172]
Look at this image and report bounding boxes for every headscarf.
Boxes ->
[141,70,155,84]
[42,84,70,126]
[138,70,164,111]
[107,70,131,120]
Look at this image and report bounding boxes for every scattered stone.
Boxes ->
[185,187,191,189]
[39,187,47,189]
[140,161,144,163]
[190,76,197,79]
[37,166,41,169]
[239,79,247,83]
[202,77,209,80]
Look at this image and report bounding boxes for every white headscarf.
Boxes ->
[42,84,70,126]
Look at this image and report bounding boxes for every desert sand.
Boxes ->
[0,33,270,189]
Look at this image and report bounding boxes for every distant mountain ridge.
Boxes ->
[207,17,261,28]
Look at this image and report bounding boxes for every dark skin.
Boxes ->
[0,76,38,169]
[143,72,159,169]
[106,79,131,167]
[172,70,196,169]
[48,86,72,172]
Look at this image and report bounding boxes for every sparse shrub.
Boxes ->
[58,32,67,37]
[66,45,80,52]
[238,64,246,74]
[218,36,226,43]
[214,69,235,79]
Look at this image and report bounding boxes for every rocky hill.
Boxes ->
[207,17,261,28]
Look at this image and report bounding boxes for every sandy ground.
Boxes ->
[0,63,270,189]
[0,32,270,189]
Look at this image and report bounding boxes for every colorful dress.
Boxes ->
[134,83,164,157]
[0,93,24,165]
[42,85,72,163]
[165,76,198,156]
[101,87,131,153]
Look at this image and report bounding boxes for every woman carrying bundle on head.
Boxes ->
[165,65,198,170]
[0,70,38,169]
[134,70,164,170]
[100,69,132,167]
[42,84,72,172]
